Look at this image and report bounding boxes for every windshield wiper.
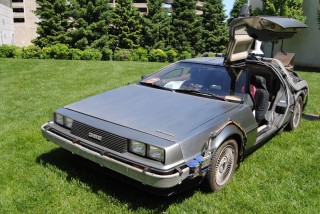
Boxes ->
[174,89,226,101]
[140,81,172,91]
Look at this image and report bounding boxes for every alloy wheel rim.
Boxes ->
[293,101,301,128]
[215,145,235,186]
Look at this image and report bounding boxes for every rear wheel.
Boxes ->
[205,139,238,191]
[287,96,303,131]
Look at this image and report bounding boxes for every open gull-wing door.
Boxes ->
[224,16,307,64]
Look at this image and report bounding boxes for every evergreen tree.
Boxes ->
[228,0,248,24]
[110,0,142,50]
[33,0,71,47]
[253,0,306,22]
[141,0,172,49]
[68,0,113,50]
[147,0,163,17]
[170,0,203,55]
[202,0,228,53]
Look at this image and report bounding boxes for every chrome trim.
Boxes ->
[41,123,190,188]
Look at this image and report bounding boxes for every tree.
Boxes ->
[202,0,229,53]
[228,0,248,24]
[110,0,142,50]
[170,0,203,55]
[68,0,113,50]
[253,0,306,22]
[147,0,163,17]
[141,0,172,50]
[33,0,71,47]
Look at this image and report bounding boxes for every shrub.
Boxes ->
[166,49,178,62]
[22,45,41,59]
[41,44,70,60]
[114,49,132,61]
[0,45,20,58]
[68,48,82,60]
[81,49,102,60]
[148,49,167,62]
[50,44,69,59]
[101,47,113,61]
[13,47,23,58]
[178,51,192,60]
[132,47,148,61]
[40,47,51,59]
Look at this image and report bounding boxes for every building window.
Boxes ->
[13,8,24,13]
[138,8,148,13]
[12,0,24,2]
[163,4,172,9]
[14,18,25,23]
[134,0,146,3]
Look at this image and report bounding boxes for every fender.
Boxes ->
[185,121,246,179]
[294,89,308,108]
[210,120,247,161]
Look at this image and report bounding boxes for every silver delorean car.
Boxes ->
[41,16,308,195]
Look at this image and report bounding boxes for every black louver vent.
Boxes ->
[71,121,128,153]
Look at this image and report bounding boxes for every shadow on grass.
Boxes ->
[302,113,320,121]
[36,148,200,212]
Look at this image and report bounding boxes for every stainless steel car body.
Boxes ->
[41,16,308,193]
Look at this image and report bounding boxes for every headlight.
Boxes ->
[147,145,165,162]
[54,113,73,129]
[65,117,74,129]
[129,141,146,156]
[54,113,64,126]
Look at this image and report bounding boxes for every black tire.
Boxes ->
[205,139,238,191]
[287,96,303,131]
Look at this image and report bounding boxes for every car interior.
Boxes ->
[246,61,286,136]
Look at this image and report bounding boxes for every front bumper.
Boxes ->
[41,123,190,189]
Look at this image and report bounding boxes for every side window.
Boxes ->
[235,69,249,94]
[234,69,254,106]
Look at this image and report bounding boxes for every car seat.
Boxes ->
[252,75,269,125]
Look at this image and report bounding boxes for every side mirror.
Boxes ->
[141,74,148,80]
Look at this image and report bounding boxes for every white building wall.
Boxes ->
[276,1,320,68]
[0,3,14,45]
[251,0,320,68]
[249,0,262,9]
[13,0,38,47]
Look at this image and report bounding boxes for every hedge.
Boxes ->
[0,45,194,62]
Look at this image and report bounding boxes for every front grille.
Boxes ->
[71,121,128,153]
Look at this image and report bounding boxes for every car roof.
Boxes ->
[180,57,224,66]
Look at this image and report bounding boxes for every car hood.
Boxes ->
[65,85,239,141]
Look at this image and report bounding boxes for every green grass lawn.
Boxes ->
[0,58,319,213]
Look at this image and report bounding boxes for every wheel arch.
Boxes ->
[210,123,246,162]
[295,90,308,110]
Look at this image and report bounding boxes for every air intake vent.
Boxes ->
[71,121,128,153]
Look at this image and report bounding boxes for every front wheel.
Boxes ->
[205,139,238,191]
[287,96,303,131]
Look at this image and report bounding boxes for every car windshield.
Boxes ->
[141,62,249,102]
